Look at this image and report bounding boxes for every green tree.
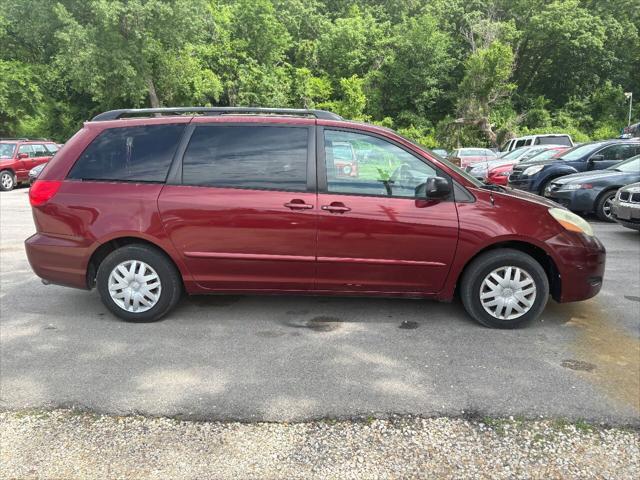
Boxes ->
[53,0,221,110]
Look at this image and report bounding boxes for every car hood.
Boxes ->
[493,185,561,209]
[516,158,558,168]
[553,170,630,185]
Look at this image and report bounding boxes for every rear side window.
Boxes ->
[536,136,572,146]
[68,124,185,182]
[515,139,527,148]
[182,126,308,191]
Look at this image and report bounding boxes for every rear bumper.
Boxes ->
[547,232,606,303]
[25,233,92,289]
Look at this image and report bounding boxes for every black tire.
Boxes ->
[538,178,556,196]
[460,248,549,329]
[96,244,182,322]
[0,170,15,192]
[595,190,616,222]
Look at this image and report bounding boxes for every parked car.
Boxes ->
[611,182,640,231]
[29,163,47,184]
[468,146,564,181]
[329,141,359,177]
[544,155,640,221]
[485,147,571,186]
[508,140,640,195]
[0,139,59,191]
[501,134,574,152]
[448,148,497,169]
[26,107,605,329]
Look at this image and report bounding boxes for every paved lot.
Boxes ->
[1,187,638,424]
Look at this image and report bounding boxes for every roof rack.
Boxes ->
[91,107,343,122]
[0,138,51,141]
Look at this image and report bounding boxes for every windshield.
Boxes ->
[609,155,640,172]
[560,142,607,161]
[501,148,527,160]
[0,143,16,159]
[521,148,564,163]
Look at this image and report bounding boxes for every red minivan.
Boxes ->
[25,108,605,328]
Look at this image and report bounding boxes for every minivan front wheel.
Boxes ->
[460,249,549,328]
[96,244,182,322]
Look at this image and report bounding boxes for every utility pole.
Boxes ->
[625,92,633,127]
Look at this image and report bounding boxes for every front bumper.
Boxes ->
[546,231,606,303]
[611,199,640,230]
[507,176,536,192]
[544,188,598,213]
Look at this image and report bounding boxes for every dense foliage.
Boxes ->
[0,0,638,148]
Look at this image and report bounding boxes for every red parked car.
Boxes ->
[0,139,60,191]
[26,107,605,328]
[486,147,571,186]
[449,148,498,169]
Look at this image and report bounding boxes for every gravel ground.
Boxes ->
[1,410,638,479]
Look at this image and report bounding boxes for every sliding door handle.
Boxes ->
[284,200,314,210]
[321,203,351,213]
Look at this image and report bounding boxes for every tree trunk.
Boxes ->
[455,117,498,147]
[146,77,161,108]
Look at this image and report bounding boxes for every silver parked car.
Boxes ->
[611,182,640,231]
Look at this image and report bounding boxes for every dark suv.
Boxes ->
[0,139,59,191]
[26,107,605,328]
[508,140,640,195]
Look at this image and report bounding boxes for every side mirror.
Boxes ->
[590,154,604,163]
[18,153,29,159]
[416,177,451,199]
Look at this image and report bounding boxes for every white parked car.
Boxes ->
[501,134,573,152]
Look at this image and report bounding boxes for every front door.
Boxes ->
[587,143,640,170]
[158,122,317,291]
[316,128,459,294]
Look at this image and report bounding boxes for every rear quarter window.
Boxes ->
[536,136,572,146]
[67,124,185,182]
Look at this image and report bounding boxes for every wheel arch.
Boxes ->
[455,240,561,302]
[537,170,575,194]
[86,236,185,290]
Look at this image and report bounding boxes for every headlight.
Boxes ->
[560,184,582,190]
[523,165,544,176]
[342,164,352,175]
[548,208,594,236]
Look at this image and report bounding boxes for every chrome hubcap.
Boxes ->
[108,260,161,313]
[603,196,614,218]
[1,173,13,189]
[480,266,536,320]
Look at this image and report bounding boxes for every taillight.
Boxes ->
[29,180,62,207]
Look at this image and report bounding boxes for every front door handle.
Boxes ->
[321,202,351,213]
[284,199,314,210]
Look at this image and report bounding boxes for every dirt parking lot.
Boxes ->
[1,187,639,424]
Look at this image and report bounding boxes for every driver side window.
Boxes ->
[324,130,437,198]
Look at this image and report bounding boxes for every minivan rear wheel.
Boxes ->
[460,249,549,328]
[96,244,182,322]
